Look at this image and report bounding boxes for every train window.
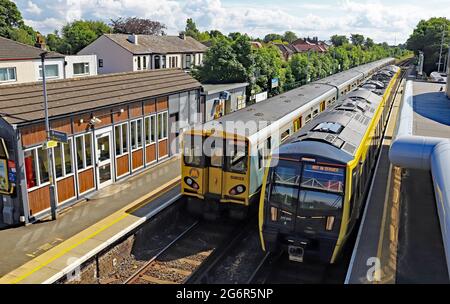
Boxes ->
[298,190,343,211]
[305,114,312,123]
[210,139,224,168]
[270,185,298,210]
[281,129,290,142]
[226,140,248,174]
[301,164,344,193]
[313,109,319,117]
[270,162,301,211]
[183,135,204,167]
[258,148,263,169]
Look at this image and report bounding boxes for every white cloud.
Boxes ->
[15,0,450,45]
[24,0,42,15]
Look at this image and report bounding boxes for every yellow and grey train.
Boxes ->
[258,64,401,263]
[181,58,395,220]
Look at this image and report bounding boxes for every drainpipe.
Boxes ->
[389,80,450,278]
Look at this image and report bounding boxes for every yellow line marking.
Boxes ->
[4,177,180,284]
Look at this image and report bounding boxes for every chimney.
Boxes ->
[179,32,186,40]
[128,34,138,45]
[35,33,47,50]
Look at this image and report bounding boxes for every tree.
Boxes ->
[111,17,166,35]
[350,34,365,46]
[283,31,298,44]
[195,37,247,84]
[185,18,199,40]
[61,20,111,54]
[253,45,284,94]
[407,17,450,74]
[0,0,37,45]
[365,37,375,48]
[263,33,284,43]
[208,30,225,39]
[331,34,349,47]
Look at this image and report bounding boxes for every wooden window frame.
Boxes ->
[74,133,94,173]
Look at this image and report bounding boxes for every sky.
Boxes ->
[13,0,450,45]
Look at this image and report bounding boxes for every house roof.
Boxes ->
[0,36,64,61]
[103,34,208,54]
[274,43,296,55]
[0,69,202,126]
[202,82,249,95]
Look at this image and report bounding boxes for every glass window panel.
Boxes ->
[150,116,156,143]
[145,117,150,144]
[0,67,16,81]
[37,148,49,184]
[131,121,137,149]
[64,139,73,175]
[85,134,92,167]
[0,68,7,81]
[76,136,84,170]
[24,150,37,189]
[164,112,168,138]
[137,120,142,148]
[158,114,163,140]
[270,185,297,210]
[122,124,128,153]
[299,190,343,211]
[40,65,59,78]
[301,164,345,193]
[73,63,89,75]
[115,125,121,155]
[54,143,63,178]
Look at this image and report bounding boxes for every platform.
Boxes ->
[346,78,450,284]
[0,157,182,284]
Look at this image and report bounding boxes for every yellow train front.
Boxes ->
[181,126,253,219]
[259,65,401,263]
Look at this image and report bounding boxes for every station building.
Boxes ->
[0,68,202,227]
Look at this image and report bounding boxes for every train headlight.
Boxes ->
[326,216,335,231]
[184,177,199,190]
[229,185,246,195]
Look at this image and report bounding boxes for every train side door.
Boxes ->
[293,116,303,132]
[207,137,224,196]
[320,101,326,112]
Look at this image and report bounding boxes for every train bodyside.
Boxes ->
[181,58,396,219]
[259,65,401,263]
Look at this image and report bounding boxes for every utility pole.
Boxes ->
[437,26,445,73]
[40,52,57,220]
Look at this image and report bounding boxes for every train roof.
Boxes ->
[189,58,394,138]
[275,66,398,164]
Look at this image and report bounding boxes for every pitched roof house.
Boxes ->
[78,33,208,74]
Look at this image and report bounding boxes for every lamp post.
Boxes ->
[40,52,57,220]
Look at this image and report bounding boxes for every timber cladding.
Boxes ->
[132,149,144,170]
[158,139,168,158]
[144,99,156,114]
[156,97,168,111]
[56,176,76,203]
[28,185,50,215]
[129,102,143,118]
[146,144,156,164]
[116,154,129,177]
[78,168,95,194]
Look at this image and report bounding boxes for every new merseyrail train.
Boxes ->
[258,64,401,263]
[181,58,395,220]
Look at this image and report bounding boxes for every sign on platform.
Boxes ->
[43,140,58,150]
[49,129,68,143]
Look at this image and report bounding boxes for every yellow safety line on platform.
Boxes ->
[2,177,180,284]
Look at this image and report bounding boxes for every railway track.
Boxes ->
[124,219,245,284]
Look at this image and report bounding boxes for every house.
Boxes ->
[250,41,263,49]
[200,83,249,122]
[0,36,97,85]
[291,37,328,53]
[0,69,202,226]
[78,33,208,74]
[274,43,297,61]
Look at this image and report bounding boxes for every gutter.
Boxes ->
[389,80,450,278]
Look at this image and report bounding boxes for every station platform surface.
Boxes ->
[346,78,450,284]
[0,157,182,284]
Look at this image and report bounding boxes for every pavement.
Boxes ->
[0,156,182,283]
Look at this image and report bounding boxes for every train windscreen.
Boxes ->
[183,135,204,167]
[225,140,248,174]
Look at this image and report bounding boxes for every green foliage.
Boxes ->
[0,0,37,46]
[406,17,450,74]
[185,18,200,40]
[253,45,285,95]
[330,35,349,47]
[59,20,111,54]
[365,37,375,48]
[350,33,365,46]
[283,31,298,44]
[195,37,249,84]
[263,33,284,43]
